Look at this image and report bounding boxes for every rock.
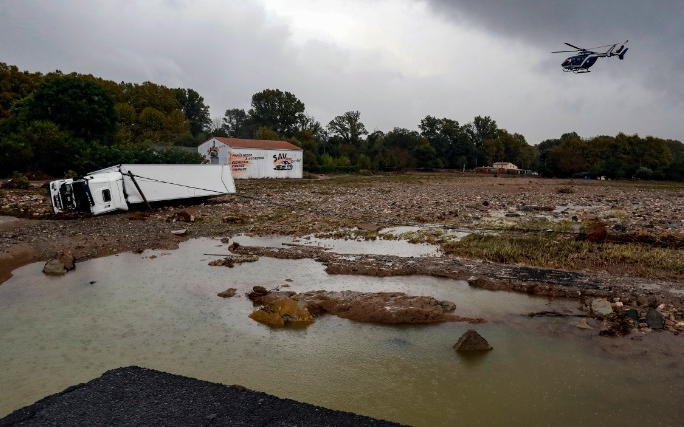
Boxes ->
[171,229,188,236]
[42,251,76,276]
[612,223,627,232]
[58,250,76,271]
[249,299,315,327]
[623,308,639,321]
[589,298,614,317]
[453,329,492,352]
[169,209,197,223]
[576,221,607,243]
[246,286,270,301]
[645,307,665,329]
[43,259,67,275]
[209,255,259,268]
[575,319,593,330]
[217,288,237,298]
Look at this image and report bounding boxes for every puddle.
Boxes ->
[232,234,442,257]
[1,238,683,426]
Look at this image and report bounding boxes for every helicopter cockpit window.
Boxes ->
[102,189,111,202]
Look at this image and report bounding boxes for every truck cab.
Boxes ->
[49,173,128,215]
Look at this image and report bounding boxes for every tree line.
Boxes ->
[1,61,682,180]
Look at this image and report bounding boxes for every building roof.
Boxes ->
[212,137,302,151]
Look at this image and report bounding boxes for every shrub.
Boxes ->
[1,171,30,189]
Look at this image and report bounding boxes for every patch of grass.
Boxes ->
[600,210,628,221]
[441,232,684,279]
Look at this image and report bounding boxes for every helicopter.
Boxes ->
[553,40,628,73]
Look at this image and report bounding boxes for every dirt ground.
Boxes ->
[1,172,683,334]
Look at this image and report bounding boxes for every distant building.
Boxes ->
[475,161,536,176]
[492,162,518,170]
[198,137,303,179]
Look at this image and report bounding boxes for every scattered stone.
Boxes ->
[453,329,493,352]
[208,255,259,268]
[217,288,237,298]
[170,229,188,236]
[128,211,150,221]
[169,209,197,223]
[222,216,244,224]
[645,307,665,329]
[246,286,270,301]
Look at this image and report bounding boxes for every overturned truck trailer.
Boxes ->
[49,164,236,215]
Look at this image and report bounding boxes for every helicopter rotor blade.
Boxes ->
[552,50,580,53]
[564,42,583,50]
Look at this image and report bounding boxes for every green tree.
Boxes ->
[23,120,85,176]
[174,88,211,136]
[254,126,279,140]
[249,89,305,137]
[464,115,498,166]
[26,74,117,144]
[0,136,33,176]
[327,111,368,145]
[0,62,43,119]
[419,115,453,167]
[412,140,440,169]
[222,108,250,137]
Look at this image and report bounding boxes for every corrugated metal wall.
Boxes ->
[197,139,303,178]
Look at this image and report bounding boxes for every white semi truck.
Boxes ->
[49,164,236,215]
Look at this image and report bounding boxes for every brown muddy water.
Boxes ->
[1,237,683,426]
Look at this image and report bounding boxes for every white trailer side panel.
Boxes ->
[229,148,303,179]
[91,164,235,204]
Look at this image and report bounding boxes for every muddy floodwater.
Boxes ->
[1,237,683,426]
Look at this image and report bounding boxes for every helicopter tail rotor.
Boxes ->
[611,40,628,59]
[618,48,628,60]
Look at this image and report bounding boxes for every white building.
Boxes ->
[492,162,518,170]
[198,137,303,179]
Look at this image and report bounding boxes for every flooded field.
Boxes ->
[1,237,683,426]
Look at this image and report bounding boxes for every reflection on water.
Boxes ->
[233,233,442,257]
[1,238,683,426]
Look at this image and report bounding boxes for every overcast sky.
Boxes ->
[1,0,683,143]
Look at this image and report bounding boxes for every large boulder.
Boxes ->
[453,329,492,352]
